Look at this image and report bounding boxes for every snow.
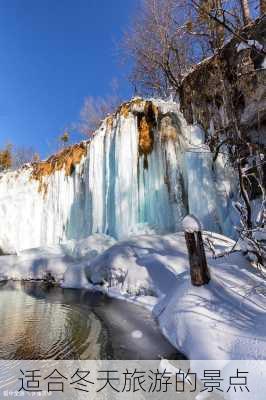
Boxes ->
[1,230,265,361]
[0,98,238,253]
[0,234,115,283]
[157,260,266,360]
[237,40,264,53]
[131,330,143,339]
[60,234,116,259]
[182,214,202,232]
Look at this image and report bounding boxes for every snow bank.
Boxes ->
[0,234,115,283]
[1,230,265,361]
[59,234,116,260]
[85,233,190,297]
[157,261,266,360]
[83,232,266,359]
[237,39,264,52]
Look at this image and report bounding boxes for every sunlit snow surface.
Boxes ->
[0,231,266,361]
[0,99,238,252]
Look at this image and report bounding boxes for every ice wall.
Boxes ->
[0,98,238,252]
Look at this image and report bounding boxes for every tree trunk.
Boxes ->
[214,0,225,49]
[184,231,210,286]
[237,162,252,231]
[261,0,266,15]
[240,0,252,25]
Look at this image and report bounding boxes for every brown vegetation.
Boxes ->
[0,145,12,172]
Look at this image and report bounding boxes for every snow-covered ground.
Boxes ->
[0,230,265,361]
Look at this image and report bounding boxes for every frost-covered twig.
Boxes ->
[203,235,240,259]
[234,198,266,269]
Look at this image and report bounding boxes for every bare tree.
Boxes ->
[123,0,244,97]
[12,146,38,169]
[261,0,266,15]
[123,0,194,97]
[196,0,226,49]
[234,159,266,271]
[59,131,70,148]
[191,0,266,55]
[33,153,40,162]
[239,0,252,25]
[73,77,123,138]
[0,144,40,171]
[77,93,121,138]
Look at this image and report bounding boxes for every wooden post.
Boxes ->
[182,215,210,286]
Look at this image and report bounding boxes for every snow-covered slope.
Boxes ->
[87,232,266,360]
[0,98,238,252]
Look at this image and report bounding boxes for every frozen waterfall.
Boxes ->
[0,98,238,252]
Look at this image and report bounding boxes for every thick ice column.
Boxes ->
[112,115,139,238]
[138,142,175,232]
[0,169,44,252]
[88,129,106,235]
[184,150,222,233]
[163,139,187,229]
[212,153,239,238]
[86,114,140,239]
[184,149,238,237]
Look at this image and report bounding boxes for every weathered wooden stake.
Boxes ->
[182,215,210,286]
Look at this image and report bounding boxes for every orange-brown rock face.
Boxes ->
[138,116,153,156]
[137,101,157,169]
[31,142,88,192]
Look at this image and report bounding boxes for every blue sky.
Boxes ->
[0,0,135,158]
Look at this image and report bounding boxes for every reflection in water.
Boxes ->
[0,281,183,360]
[0,281,104,359]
